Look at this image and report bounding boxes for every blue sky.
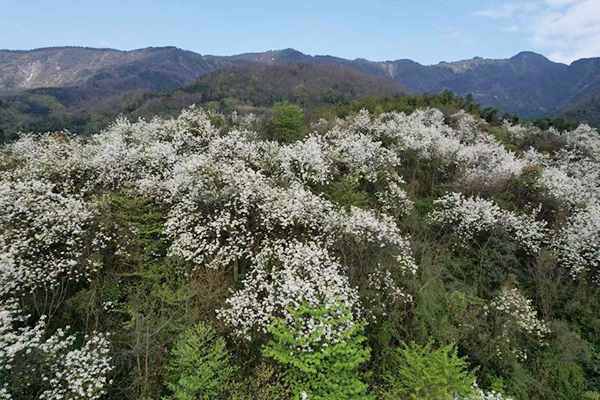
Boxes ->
[1,0,598,65]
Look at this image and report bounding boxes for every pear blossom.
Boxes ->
[429,192,548,254]
[485,287,550,361]
[552,204,600,281]
[0,301,112,400]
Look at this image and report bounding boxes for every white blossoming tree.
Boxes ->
[0,301,112,400]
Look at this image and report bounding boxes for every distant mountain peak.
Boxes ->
[510,51,553,64]
[512,50,546,58]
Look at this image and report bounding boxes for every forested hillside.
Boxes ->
[1,46,600,140]
[108,63,405,119]
[1,99,599,399]
[0,62,405,140]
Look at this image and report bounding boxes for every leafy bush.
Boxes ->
[262,302,372,400]
[265,101,306,143]
[164,321,237,400]
[381,341,477,400]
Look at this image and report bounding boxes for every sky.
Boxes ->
[1,0,599,65]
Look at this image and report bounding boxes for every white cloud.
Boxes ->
[534,0,600,62]
[501,25,520,32]
[544,0,579,6]
[472,2,538,19]
[474,0,600,63]
[473,6,516,19]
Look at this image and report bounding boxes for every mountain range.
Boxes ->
[1,46,599,134]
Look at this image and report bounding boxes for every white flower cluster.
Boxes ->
[0,300,45,369]
[502,123,600,207]
[218,240,360,341]
[359,109,600,211]
[0,301,112,399]
[4,102,600,394]
[502,119,531,141]
[457,136,526,187]
[429,193,547,254]
[321,124,414,213]
[455,382,514,400]
[563,124,600,161]
[89,108,220,191]
[366,268,413,319]
[38,331,112,400]
[1,132,95,193]
[162,155,416,271]
[454,380,514,400]
[7,104,598,345]
[161,153,416,337]
[276,135,331,185]
[538,155,600,207]
[468,390,513,400]
[343,108,526,188]
[0,178,103,297]
[358,108,461,161]
[504,124,600,284]
[336,207,417,274]
[486,287,550,361]
[552,204,600,281]
[0,106,221,195]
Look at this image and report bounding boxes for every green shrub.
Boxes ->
[322,176,369,211]
[265,101,306,143]
[164,321,237,400]
[381,341,477,400]
[262,302,372,400]
[232,362,292,400]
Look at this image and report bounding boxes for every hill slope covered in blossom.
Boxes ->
[1,102,599,399]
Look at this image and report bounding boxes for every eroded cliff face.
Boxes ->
[0,47,226,92]
[1,48,134,90]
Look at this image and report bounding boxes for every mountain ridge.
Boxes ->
[1,46,599,123]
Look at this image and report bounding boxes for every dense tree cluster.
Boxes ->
[1,102,599,399]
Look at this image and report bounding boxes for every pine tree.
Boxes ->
[164,321,237,400]
[262,302,373,400]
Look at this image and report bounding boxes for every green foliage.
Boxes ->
[231,362,292,400]
[481,107,500,124]
[319,92,470,120]
[533,115,579,132]
[164,321,237,400]
[262,303,372,400]
[62,192,216,399]
[265,101,306,143]
[322,176,369,211]
[381,341,477,400]
[1,349,53,399]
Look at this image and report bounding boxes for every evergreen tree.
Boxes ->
[265,101,306,143]
[381,341,477,400]
[262,302,372,400]
[164,321,237,400]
